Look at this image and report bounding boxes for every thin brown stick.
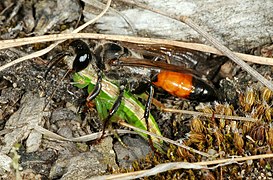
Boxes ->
[0,3,14,16]
[139,93,258,122]
[162,108,257,122]
[6,0,23,23]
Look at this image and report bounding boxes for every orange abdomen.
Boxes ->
[152,71,193,99]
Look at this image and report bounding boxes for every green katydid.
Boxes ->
[72,68,162,145]
[65,49,163,146]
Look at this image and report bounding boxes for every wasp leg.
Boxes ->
[44,52,71,79]
[144,84,157,152]
[86,71,103,101]
[97,80,126,142]
[144,85,154,122]
[43,52,72,111]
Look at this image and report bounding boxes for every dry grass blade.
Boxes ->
[34,125,136,142]
[149,96,257,122]
[93,163,208,180]
[73,0,112,32]
[83,0,136,35]
[93,153,273,180]
[118,121,210,157]
[162,108,257,122]
[0,33,272,72]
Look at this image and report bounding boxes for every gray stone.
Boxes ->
[84,0,273,51]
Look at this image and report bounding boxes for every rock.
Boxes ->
[49,137,117,179]
[113,135,151,168]
[34,0,81,35]
[0,152,12,174]
[84,0,273,51]
[1,93,46,154]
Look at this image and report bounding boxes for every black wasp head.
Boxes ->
[70,40,93,72]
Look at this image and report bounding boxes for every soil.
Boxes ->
[0,0,273,179]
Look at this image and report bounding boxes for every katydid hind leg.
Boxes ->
[97,80,127,141]
[144,84,157,152]
[86,71,103,101]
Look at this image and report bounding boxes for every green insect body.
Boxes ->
[72,64,162,145]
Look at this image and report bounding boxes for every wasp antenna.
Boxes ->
[44,52,71,79]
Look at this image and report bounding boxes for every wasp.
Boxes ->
[66,39,218,142]
[69,40,218,102]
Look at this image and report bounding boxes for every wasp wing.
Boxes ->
[120,42,208,68]
[112,57,199,76]
[119,42,226,79]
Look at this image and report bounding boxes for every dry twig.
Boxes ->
[0,33,272,72]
